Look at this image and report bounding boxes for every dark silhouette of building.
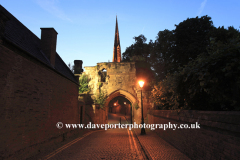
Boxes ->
[0,5,83,159]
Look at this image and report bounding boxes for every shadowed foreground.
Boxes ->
[32,113,189,160]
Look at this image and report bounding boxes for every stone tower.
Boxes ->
[112,16,121,62]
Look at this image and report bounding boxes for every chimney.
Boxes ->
[40,28,58,67]
[74,60,83,74]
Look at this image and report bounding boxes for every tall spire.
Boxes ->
[113,16,121,62]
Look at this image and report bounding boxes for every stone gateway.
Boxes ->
[80,16,152,124]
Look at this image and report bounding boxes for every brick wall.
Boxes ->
[0,43,81,159]
[84,104,108,125]
[147,110,240,159]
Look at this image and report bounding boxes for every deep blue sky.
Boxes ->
[1,0,239,69]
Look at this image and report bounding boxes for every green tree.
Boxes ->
[152,26,240,111]
[151,72,181,110]
[122,34,150,62]
[94,91,108,109]
[172,15,214,68]
[122,34,155,86]
[79,74,90,93]
[210,26,240,43]
[123,16,215,81]
[150,29,175,81]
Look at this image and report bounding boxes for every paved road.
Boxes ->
[37,113,189,160]
[108,113,129,124]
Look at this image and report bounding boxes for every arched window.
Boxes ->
[98,68,107,82]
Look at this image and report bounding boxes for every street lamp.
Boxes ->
[138,80,146,135]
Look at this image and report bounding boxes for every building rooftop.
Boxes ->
[0,5,77,83]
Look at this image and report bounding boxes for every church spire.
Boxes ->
[113,16,121,62]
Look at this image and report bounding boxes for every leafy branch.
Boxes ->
[93,91,108,109]
[79,74,90,94]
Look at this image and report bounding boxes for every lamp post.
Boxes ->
[138,80,146,135]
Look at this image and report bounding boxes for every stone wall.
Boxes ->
[84,62,152,124]
[147,110,240,159]
[84,62,137,95]
[0,42,82,159]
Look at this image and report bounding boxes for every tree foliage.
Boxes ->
[152,27,240,111]
[151,72,180,110]
[123,16,215,81]
[172,15,214,68]
[150,29,175,81]
[122,34,150,62]
[93,91,108,109]
[79,74,90,94]
[122,34,155,86]
[119,15,240,111]
[122,15,240,111]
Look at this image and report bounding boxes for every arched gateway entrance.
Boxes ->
[75,17,153,125]
[82,62,151,124]
[106,90,137,124]
[106,90,137,108]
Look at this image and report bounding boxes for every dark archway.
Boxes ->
[106,90,137,124]
[108,96,131,115]
[108,96,132,124]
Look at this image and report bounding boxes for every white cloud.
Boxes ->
[198,0,207,16]
[36,0,72,22]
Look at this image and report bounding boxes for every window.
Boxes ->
[98,68,107,82]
